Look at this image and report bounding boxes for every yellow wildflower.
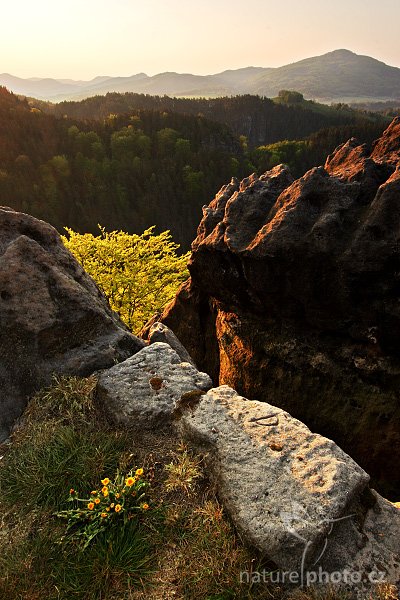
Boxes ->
[135,468,144,477]
[87,502,95,510]
[94,498,100,505]
[91,490,97,495]
[115,493,121,499]
[115,504,122,513]
[101,478,110,486]
[141,503,149,511]
[110,503,115,508]
[106,507,110,512]
[101,512,107,518]
[102,486,109,497]
[125,476,135,487]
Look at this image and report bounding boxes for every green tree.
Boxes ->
[156,127,180,156]
[63,226,189,332]
[277,90,304,104]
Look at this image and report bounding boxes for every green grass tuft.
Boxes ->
[0,424,132,511]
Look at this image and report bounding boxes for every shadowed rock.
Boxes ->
[0,208,144,441]
[147,322,196,367]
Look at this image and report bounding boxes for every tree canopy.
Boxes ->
[63,226,189,333]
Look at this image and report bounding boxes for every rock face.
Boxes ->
[0,208,144,441]
[160,119,400,498]
[96,342,212,429]
[178,386,400,591]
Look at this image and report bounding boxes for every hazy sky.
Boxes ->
[2,0,400,79]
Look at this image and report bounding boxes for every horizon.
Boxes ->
[1,0,399,79]
[2,48,400,82]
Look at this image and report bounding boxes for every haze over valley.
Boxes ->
[2,49,400,104]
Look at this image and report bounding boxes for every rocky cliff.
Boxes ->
[157,118,400,499]
[0,208,144,441]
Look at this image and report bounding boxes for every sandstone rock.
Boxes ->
[147,322,196,367]
[161,120,400,498]
[178,385,370,570]
[0,208,144,441]
[324,137,392,202]
[319,490,400,595]
[96,342,212,429]
[371,116,400,167]
[177,386,400,592]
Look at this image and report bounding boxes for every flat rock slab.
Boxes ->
[96,342,212,429]
[178,385,370,571]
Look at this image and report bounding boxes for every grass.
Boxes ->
[0,513,152,600]
[0,376,396,600]
[164,444,203,495]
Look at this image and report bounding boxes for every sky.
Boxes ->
[2,0,400,79]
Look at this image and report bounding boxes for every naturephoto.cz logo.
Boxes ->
[240,502,387,588]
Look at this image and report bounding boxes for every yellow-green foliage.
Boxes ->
[63,226,190,332]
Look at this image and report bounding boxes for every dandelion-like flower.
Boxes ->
[91,490,97,495]
[135,468,144,477]
[102,486,109,497]
[87,502,95,510]
[125,476,135,487]
[101,478,110,486]
[141,503,150,511]
[94,498,100,505]
[115,493,121,499]
[115,504,122,513]
[101,512,107,518]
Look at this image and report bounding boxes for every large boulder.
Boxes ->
[0,208,144,441]
[178,386,400,593]
[159,120,400,498]
[96,342,212,429]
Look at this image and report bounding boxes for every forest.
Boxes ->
[32,90,388,147]
[0,87,389,248]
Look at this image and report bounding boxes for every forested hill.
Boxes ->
[32,91,387,148]
[0,87,389,249]
[0,88,249,248]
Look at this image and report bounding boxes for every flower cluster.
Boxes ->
[58,468,149,548]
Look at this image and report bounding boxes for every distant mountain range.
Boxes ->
[2,50,400,103]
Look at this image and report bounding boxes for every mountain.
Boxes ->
[2,50,400,103]
[250,49,400,102]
